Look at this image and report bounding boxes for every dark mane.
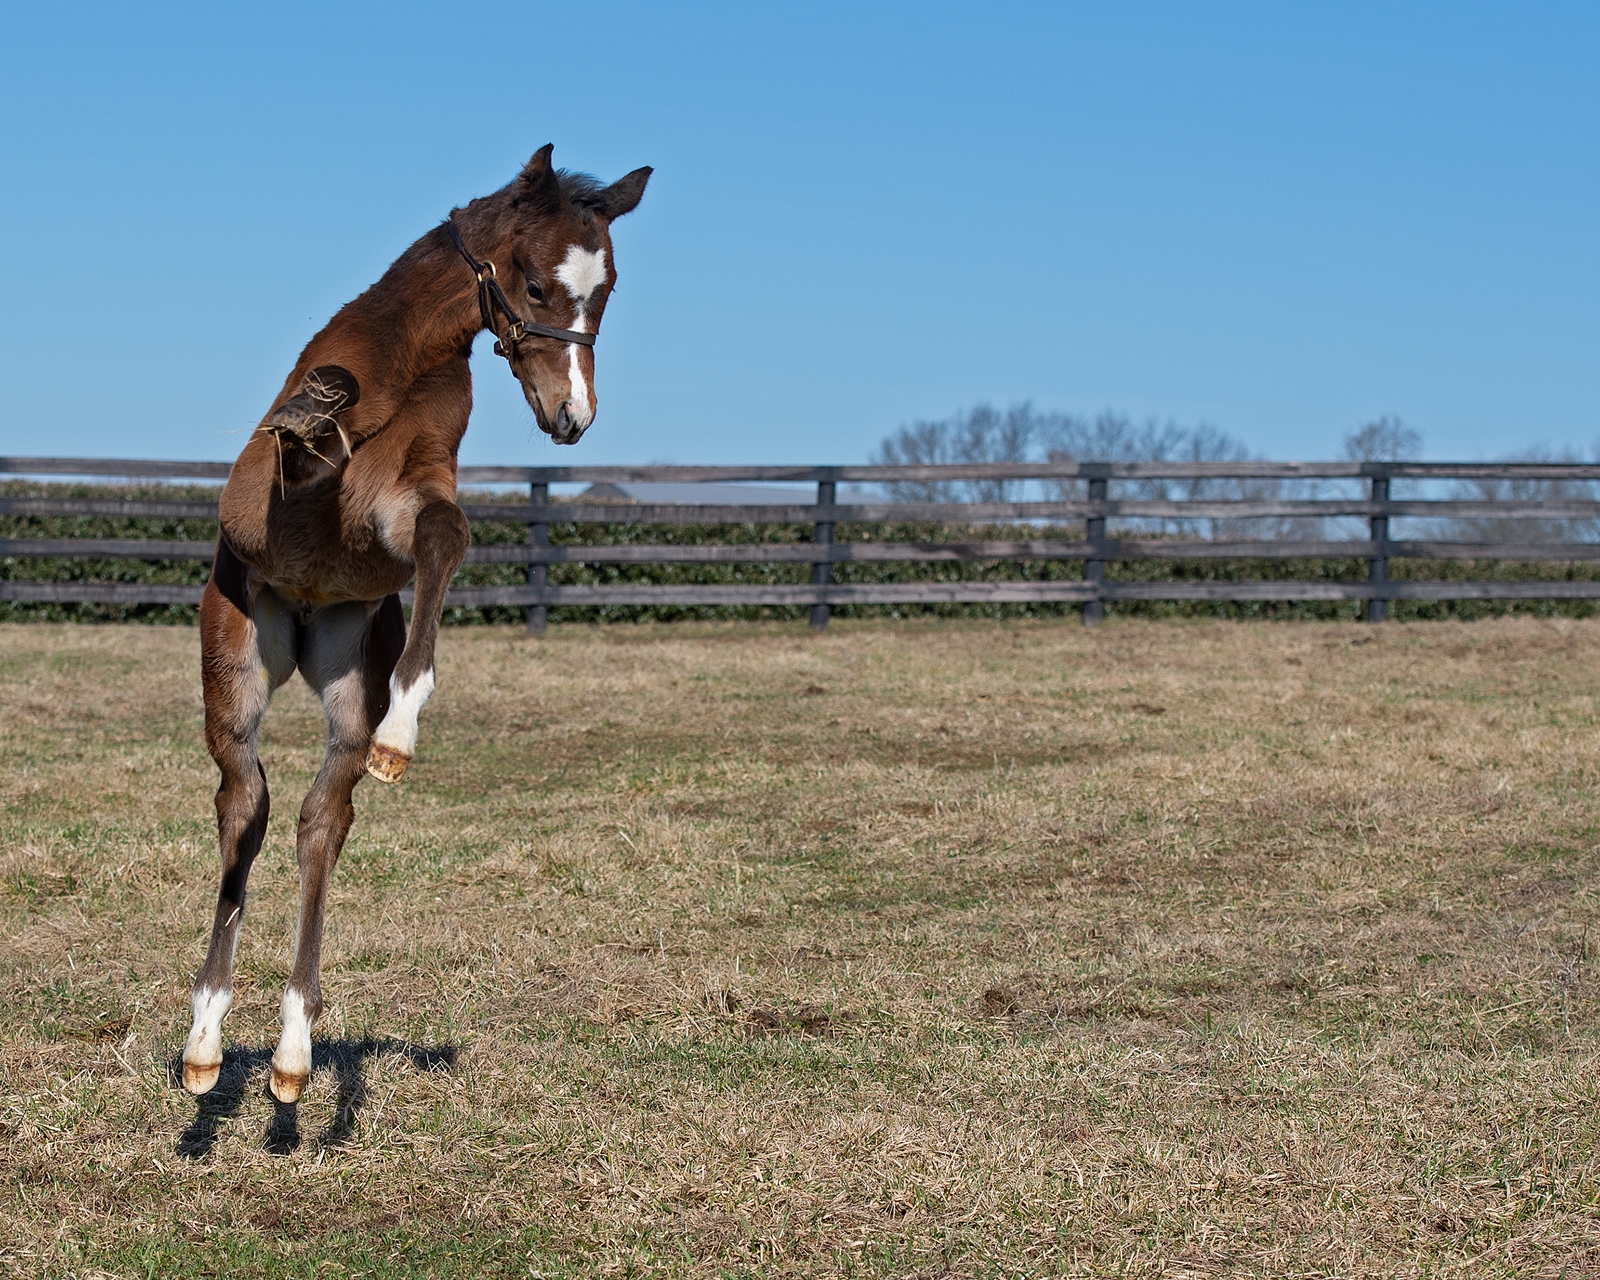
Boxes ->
[557,170,609,217]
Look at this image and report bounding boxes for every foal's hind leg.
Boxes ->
[269,596,403,1103]
[183,560,296,1095]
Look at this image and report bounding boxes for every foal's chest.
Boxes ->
[222,475,416,606]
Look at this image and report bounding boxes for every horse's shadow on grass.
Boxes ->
[167,1037,458,1159]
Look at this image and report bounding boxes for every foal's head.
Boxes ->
[466,145,651,445]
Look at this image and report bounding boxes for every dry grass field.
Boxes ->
[3,616,1599,1277]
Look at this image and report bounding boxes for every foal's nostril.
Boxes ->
[547,401,588,445]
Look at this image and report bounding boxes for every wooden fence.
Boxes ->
[5,457,1600,630]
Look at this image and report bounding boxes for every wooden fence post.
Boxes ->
[810,476,835,631]
[1367,472,1389,624]
[1083,468,1107,625]
[527,479,549,635]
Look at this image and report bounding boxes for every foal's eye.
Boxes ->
[526,279,545,304]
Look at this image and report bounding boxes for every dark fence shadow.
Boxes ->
[167,1037,459,1159]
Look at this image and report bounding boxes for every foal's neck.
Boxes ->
[293,226,484,440]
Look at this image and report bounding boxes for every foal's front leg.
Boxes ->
[366,498,470,783]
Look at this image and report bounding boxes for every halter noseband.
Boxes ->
[445,217,596,362]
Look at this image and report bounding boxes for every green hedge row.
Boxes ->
[5,480,1599,625]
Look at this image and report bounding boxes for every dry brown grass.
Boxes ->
[2,616,1599,1277]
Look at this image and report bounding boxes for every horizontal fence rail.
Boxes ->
[5,458,1600,628]
[10,495,1600,523]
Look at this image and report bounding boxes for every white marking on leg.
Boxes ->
[273,985,314,1083]
[371,667,436,757]
[183,986,233,1069]
[555,244,607,301]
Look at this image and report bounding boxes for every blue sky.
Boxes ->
[1,2,1595,466]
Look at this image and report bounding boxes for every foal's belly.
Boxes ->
[254,547,414,609]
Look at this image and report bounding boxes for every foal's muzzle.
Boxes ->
[529,390,587,445]
[549,401,588,446]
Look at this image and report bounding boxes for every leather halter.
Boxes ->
[444,217,596,362]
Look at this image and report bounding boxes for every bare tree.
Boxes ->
[870,405,1598,547]
[1338,419,1598,542]
[872,403,1268,534]
[1442,447,1599,544]
[1041,412,1264,536]
[1344,416,1421,462]
[872,403,1067,502]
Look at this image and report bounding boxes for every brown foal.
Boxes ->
[180,146,650,1102]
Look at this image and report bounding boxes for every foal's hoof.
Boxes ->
[365,742,410,784]
[269,1066,308,1105]
[182,1060,221,1096]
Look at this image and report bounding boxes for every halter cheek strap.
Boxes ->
[444,217,596,360]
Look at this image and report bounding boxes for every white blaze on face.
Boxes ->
[555,244,607,426]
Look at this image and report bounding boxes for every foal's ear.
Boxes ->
[518,143,562,213]
[594,167,652,220]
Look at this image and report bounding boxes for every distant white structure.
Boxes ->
[580,482,818,505]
